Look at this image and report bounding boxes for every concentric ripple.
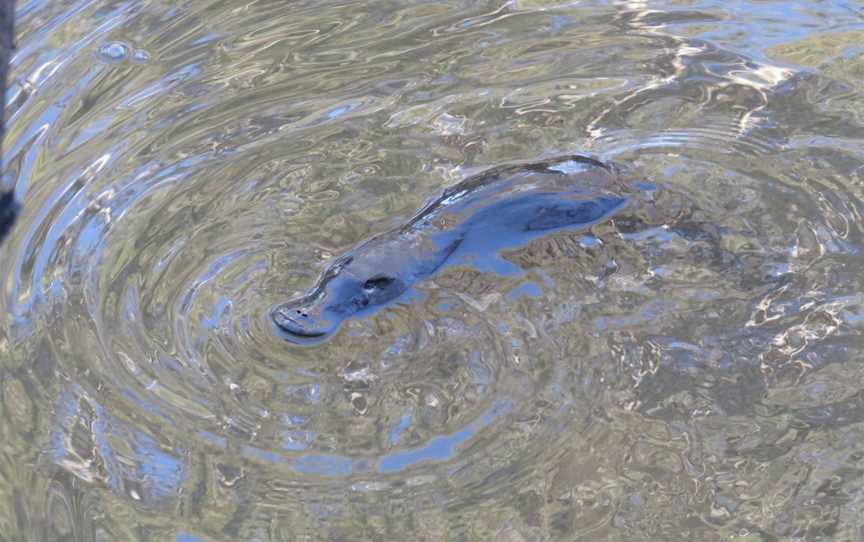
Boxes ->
[2,0,864,539]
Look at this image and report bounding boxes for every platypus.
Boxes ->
[272,155,631,344]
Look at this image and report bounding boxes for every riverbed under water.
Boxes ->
[2,0,864,540]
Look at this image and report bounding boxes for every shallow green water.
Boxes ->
[2,0,864,540]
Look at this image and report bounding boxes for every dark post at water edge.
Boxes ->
[0,0,16,245]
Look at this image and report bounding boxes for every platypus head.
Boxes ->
[271,255,409,344]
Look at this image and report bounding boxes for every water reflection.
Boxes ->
[1,0,864,539]
[48,384,185,506]
[379,399,510,473]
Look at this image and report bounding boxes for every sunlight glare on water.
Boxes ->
[2,0,864,540]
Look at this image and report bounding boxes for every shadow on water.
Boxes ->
[0,190,18,244]
[1,0,864,539]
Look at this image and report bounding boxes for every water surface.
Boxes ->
[2,0,864,540]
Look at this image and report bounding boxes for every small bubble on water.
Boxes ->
[99,42,130,63]
[132,49,151,63]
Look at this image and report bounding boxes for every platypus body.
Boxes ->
[272,155,631,344]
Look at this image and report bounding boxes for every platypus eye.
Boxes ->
[363,275,395,291]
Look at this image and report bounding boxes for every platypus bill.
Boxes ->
[272,155,630,345]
